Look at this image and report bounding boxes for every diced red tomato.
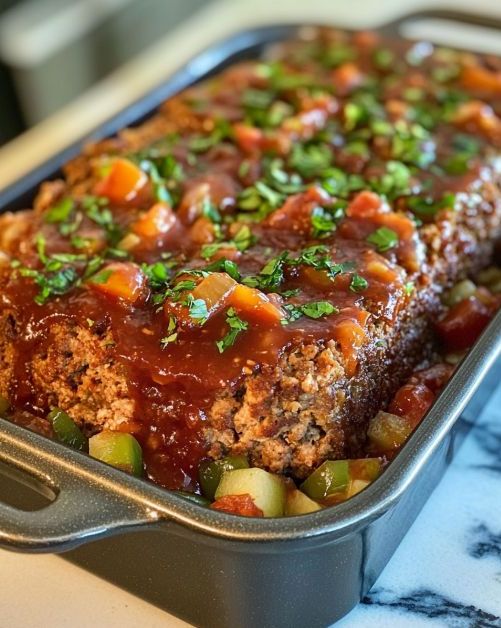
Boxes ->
[436,296,493,352]
[95,158,148,204]
[88,262,146,304]
[229,285,284,326]
[210,494,264,517]
[388,382,435,427]
[410,363,454,394]
[132,202,176,238]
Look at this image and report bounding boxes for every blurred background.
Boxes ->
[0,0,213,145]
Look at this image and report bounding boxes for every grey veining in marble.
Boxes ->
[338,366,501,628]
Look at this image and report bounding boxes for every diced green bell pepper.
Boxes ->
[199,455,249,500]
[0,396,10,417]
[48,408,87,451]
[89,431,143,476]
[300,460,350,500]
[285,489,322,516]
[173,491,210,507]
[215,468,286,517]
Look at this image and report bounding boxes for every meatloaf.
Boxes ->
[1,27,501,491]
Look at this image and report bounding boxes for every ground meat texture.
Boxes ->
[1,28,501,490]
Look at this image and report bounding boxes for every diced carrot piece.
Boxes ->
[376,212,415,241]
[331,63,365,94]
[452,100,501,137]
[302,267,335,290]
[88,262,146,304]
[365,258,398,284]
[461,65,501,94]
[353,30,379,48]
[389,383,435,427]
[233,123,264,153]
[229,285,284,326]
[132,202,176,238]
[334,319,366,377]
[346,191,383,219]
[189,216,216,245]
[95,158,148,204]
[210,494,264,517]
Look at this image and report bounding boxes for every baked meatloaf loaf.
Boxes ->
[1,28,501,501]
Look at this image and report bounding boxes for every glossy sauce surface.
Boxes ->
[2,28,501,490]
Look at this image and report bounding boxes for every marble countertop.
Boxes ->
[340,368,501,628]
[0,1,500,626]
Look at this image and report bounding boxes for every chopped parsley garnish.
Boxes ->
[404,282,415,295]
[203,258,241,281]
[161,316,178,347]
[350,274,368,293]
[444,134,481,175]
[186,295,209,324]
[142,261,172,291]
[83,196,122,246]
[282,300,338,324]
[20,266,80,305]
[201,198,222,223]
[321,169,364,197]
[242,89,292,128]
[370,161,412,199]
[140,159,171,204]
[367,227,399,252]
[200,225,256,260]
[189,119,232,153]
[88,269,113,285]
[311,206,336,238]
[373,48,395,70]
[407,192,456,218]
[45,198,75,224]
[16,234,96,304]
[318,43,355,68]
[289,143,333,179]
[310,203,345,238]
[244,246,353,292]
[216,308,248,353]
[238,181,284,220]
[390,121,435,169]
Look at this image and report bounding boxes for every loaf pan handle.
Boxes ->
[0,419,161,553]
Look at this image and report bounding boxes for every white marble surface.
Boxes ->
[339,371,501,627]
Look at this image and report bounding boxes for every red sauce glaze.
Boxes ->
[2,27,501,492]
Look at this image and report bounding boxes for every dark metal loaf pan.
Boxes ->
[1,11,501,628]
